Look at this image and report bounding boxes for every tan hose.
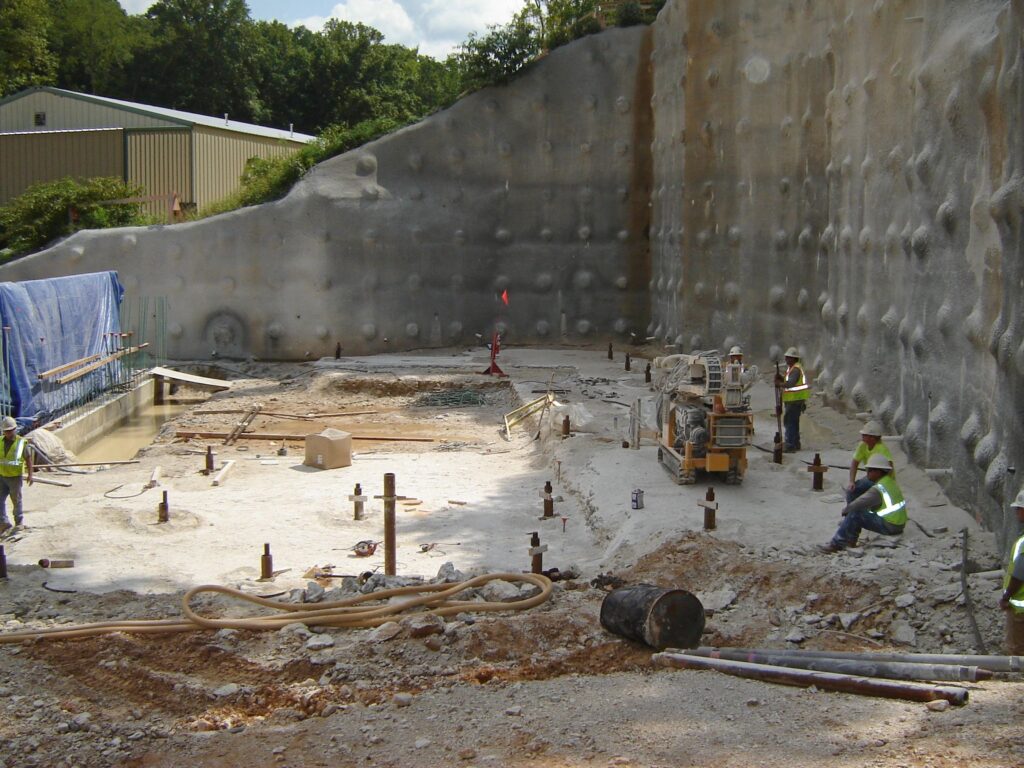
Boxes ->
[0,572,553,644]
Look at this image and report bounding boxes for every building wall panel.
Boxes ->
[0,129,124,205]
[0,91,177,132]
[193,126,303,210]
[125,130,193,220]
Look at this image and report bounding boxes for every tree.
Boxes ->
[46,0,136,93]
[119,0,257,120]
[0,0,57,97]
[457,14,540,91]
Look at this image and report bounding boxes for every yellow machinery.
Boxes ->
[655,351,754,485]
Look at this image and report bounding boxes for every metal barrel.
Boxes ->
[685,648,991,682]
[695,646,1022,674]
[600,584,705,650]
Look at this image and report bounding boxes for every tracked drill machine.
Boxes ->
[653,351,755,485]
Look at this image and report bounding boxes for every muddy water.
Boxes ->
[74,402,186,463]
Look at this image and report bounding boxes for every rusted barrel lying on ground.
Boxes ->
[600,584,705,650]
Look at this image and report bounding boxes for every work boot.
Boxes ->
[817,541,844,554]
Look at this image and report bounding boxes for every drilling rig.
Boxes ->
[653,351,755,485]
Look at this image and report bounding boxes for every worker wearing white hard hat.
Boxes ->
[846,420,895,503]
[774,345,810,452]
[0,415,33,535]
[820,453,906,553]
[999,490,1024,653]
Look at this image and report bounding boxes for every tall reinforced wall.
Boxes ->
[649,0,1024,537]
[0,28,653,360]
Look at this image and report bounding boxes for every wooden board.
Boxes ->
[151,366,231,390]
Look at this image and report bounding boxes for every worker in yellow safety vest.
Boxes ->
[773,346,810,452]
[819,453,906,553]
[0,416,33,534]
[999,490,1024,653]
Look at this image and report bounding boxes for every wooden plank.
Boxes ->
[149,366,231,390]
[38,353,102,380]
[224,405,262,445]
[175,430,434,443]
[55,344,149,385]
[193,408,378,418]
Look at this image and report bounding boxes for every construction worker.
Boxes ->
[0,416,33,533]
[774,346,809,452]
[726,345,757,393]
[728,346,744,366]
[846,420,894,502]
[819,453,906,553]
[999,490,1024,653]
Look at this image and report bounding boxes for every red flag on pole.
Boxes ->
[501,288,509,305]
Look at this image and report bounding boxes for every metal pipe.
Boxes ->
[684,647,991,682]
[543,480,554,518]
[157,491,169,523]
[692,646,1023,673]
[652,652,969,705]
[260,543,273,580]
[0,545,6,578]
[383,473,396,576]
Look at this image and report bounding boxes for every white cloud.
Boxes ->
[118,0,152,13]
[294,0,416,44]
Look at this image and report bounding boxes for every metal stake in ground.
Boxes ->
[529,531,547,574]
[157,490,169,523]
[542,480,554,518]
[350,483,367,521]
[699,487,717,530]
[625,353,631,371]
[608,342,613,360]
[384,473,397,576]
[204,446,215,475]
[0,545,6,579]
[260,543,273,580]
[561,415,571,438]
[645,363,652,384]
[808,453,828,491]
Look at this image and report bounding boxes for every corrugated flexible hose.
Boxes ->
[0,572,553,644]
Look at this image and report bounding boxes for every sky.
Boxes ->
[116,0,524,59]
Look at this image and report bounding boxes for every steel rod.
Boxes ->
[383,473,396,576]
[693,646,1023,674]
[652,652,969,705]
[683,648,991,682]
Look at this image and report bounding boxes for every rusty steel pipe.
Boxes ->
[260,543,273,580]
[383,473,396,576]
[685,647,991,682]
[157,490,169,523]
[652,652,969,706]
[543,480,554,518]
[694,646,1022,674]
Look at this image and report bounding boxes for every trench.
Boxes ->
[73,401,185,463]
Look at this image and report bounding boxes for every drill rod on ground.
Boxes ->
[683,647,991,682]
[652,652,968,705]
[692,646,1022,673]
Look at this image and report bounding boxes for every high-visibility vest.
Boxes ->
[1004,534,1024,614]
[782,363,810,402]
[0,436,26,478]
[872,474,907,527]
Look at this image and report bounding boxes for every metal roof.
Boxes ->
[0,87,316,143]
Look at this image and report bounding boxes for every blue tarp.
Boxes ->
[0,272,124,424]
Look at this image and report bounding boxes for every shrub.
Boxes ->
[457,17,540,92]
[0,177,147,260]
[201,116,402,215]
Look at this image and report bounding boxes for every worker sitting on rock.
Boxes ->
[999,490,1024,653]
[774,346,809,452]
[820,453,906,553]
[846,420,894,503]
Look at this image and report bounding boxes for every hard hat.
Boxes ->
[1,416,16,432]
[865,453,892,472]
[1012,489,1024,509]
[860,420,883,437]
[729,346,743,356]
[784,346,800,359]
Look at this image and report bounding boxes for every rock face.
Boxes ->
[2,1,1022,540]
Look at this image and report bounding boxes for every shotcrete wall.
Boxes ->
[648,0,1023,538]
[0,28,653,360]
[1,2,1022,537]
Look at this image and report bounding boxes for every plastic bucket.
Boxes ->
[599,583,705,650]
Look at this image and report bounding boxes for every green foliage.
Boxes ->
[0,0,57,96]
[45,0,135,93]
[457,15,540,91]
[614,2,646,27]
[0,177,147,259]
[201,118,402,215]
[539,0,600,49]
